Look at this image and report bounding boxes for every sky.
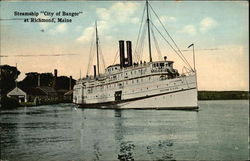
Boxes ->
[0,0,249,91]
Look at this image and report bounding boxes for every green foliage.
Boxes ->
[18,73,76,90]
[55,76,76,90]
[0,65,20,95]
[198,91,249,100]
[19,72,54,88]
[1,95,20,109]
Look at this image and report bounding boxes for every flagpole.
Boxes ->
[193,44,195,71]
[188,43,198,99]
[188,43,195,72]
[16,63,18,88]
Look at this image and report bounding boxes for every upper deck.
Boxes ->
[75,60,181,88]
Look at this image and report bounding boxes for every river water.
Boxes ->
[0,100,249,161]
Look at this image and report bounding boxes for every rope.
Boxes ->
[99,45,106,72]
[134,5,146,62]
[149,11,163,61]
[149,3,193,70]
[137,22,147,62]
[112,49,119,65]
[151,22,192,69]
[151,24,163,61]
[86,30,95,76]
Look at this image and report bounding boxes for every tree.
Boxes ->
[0,65,20,95]
[18,72,54,88]
[54,76,76,90]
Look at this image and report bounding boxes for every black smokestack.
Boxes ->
[119,40,125,68]
[126,41,132,66]
[93,65,97,79]
[53,69,58,89]
[38,74,40,87]
[54,69,58,78]
[69,76,72,90]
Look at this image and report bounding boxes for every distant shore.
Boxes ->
[198,91,249,100]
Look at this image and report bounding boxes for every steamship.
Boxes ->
[73,0,198,109]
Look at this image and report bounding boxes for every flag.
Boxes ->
[188,44,194,48]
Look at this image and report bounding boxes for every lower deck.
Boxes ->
[74,73,198,109]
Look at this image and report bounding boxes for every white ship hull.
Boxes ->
[74,73,198,110]
[119,88,197,109]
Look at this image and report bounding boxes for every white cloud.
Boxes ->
[37,14,51,29]
[76,26,94,42]
[75,26,84,32]
[109,2,139,23]
[49,23,68,35]
[131,17,140,24]
[76,2,139,43]
[155,16,176,26]
[199,17,217,33]
[56,23,68,32]
[96,8,110,20]
[181,25,197,36]
[160,16,176,24]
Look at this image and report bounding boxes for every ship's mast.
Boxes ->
[95,21,100,76]
[146,0,152,62]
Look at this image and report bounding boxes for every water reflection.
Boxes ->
[112,109,193,160]
[114,110,135,161]
[1,101,247,160]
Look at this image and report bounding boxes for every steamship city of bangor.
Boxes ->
[73,0,198,110]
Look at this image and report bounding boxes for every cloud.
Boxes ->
[75,26,84,32]
[199,17,217,33]
[96,8,110,20]
[49,23,68,35]
[131,17,140,24]
[109,2,139,23]
[76,2,139,43]
[56,23,68,32]
[76,26,94,42]
[37,14,51,29]
[159,16,176,24]
[155,15,176,26]
[181,25,197,36]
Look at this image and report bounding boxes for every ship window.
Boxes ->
[149,76,151,80]
[156,63,159,67]
[160,63,164,67]
[131,71,132,74]
[137,79,139,83]
[125,72,127,75]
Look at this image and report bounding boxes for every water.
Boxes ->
[0,100,249,161]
